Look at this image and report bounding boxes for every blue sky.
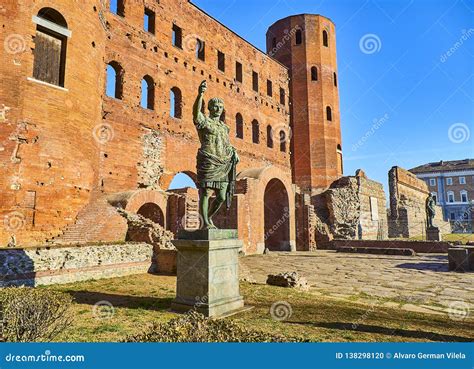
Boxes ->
[114,0,473,192]
[189,0,473,193]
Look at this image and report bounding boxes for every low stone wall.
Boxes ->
[0,242,155,286]
[330,239,450,253]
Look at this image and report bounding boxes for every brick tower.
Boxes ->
[267,14,343,193]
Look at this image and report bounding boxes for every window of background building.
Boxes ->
[431,192,438,204]
[461,191,468,203]
[459,176,466,184]
[446,177,453,185]
[447,191,455,203]
[450,212,456,220]
[429,178,436,186]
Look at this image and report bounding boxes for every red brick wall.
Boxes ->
[1,0,295,249]
[267,15,342,192]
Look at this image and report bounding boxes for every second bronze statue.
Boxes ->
[192,80,239,229]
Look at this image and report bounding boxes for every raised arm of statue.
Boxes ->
[193,80,207,129]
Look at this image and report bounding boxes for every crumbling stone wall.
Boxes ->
[388,166,449,238]
[117,208,174,250]
[311,171,388,245]
[0,242,154,286]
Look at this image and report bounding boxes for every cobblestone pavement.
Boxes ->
[240,251,474,316]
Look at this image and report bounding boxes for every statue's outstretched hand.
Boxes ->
[199,80,207,95]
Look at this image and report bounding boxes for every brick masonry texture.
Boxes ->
[1,0,307,253]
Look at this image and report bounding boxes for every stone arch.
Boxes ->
[137,202,164,226]
[264,178,290,251]
[237,165,295,253]
[160,170,197,191]
[108,189,168,228]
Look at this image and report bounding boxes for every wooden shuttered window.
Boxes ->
[33,28,66,87]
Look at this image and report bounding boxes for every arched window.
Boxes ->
[311,66,318,81]
[279,130,286,152]
[460,190,468,203]
[266,125,274,148]
[106,61,124,99]
[236,113,243,139]
[32,8,70,87]
[170,87,182,118]
[333,72,337,87]
[322,30,329,47]
[337,144,343,174]
[141,75,154,110]
[295,29,302,45]
[110,0,125,16]
[252,120,260,144]
[447,191,455,203]
[326,106,332,121]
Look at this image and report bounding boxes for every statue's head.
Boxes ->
[208,97,224,118]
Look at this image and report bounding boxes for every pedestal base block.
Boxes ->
[426,227,441,241]
[171,229,245,318]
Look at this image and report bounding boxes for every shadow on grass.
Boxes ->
[288,321,472,342]
[395,262,449,272]
[67,291,173,311]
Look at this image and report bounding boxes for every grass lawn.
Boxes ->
[441,233,474,243]
[49,273,474,342]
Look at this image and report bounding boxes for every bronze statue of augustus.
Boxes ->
[193,80,239,229]
[426,193,436,228]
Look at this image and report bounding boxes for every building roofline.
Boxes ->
[266,13,335,32]
[409,159,474,173]
[187,0,289,71]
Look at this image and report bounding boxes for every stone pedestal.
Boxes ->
[170,229,245,317]
[426,226,441,241]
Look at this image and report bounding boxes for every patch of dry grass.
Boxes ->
[47,274,474,342]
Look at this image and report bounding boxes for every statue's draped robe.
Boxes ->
[194,115,235,191]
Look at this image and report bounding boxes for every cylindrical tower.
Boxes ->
[266,14,342,193]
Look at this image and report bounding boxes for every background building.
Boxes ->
[410,159,474,227]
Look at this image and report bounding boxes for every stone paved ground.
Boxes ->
[240,251,474,317]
